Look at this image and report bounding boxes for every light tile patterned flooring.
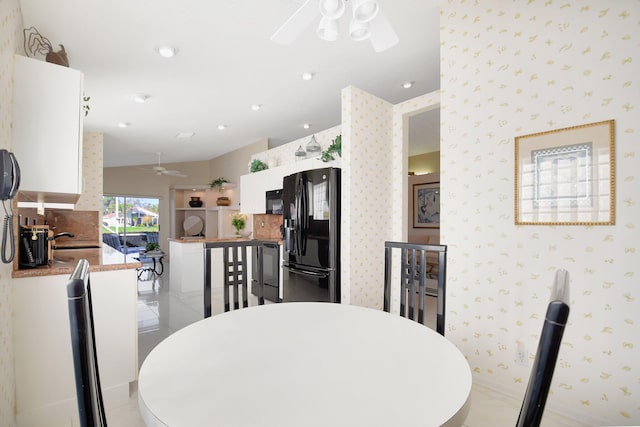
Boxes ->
[106,263,585,427]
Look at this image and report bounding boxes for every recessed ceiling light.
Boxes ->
[133,94,150,103]
[402,81,414,89]
[117,122,130,128]
[251,104,261,111]
[217,124,226,130]
[157,46,177,58]
[176,132,195,139]
[303,123,311,129]
[301,72,314,81]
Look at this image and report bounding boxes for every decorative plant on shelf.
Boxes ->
[249,159,269,173]
[210,177,229,191]
[23,26,69,67]
[320,134,342,162]
[83,96,91,117]
[231,213,247,236]
[145,242,160,253]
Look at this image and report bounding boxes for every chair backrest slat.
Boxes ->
[204,240,269,317]
[67,259,108,427]
[384,241,447,335]
[516,269,571,427]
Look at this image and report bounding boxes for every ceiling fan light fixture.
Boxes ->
[133,94,150,103]
[157,46,177,58]
[349,18,371,41]
[301,72,314,81]
[352,0,379,23]
[319,0,345,20]
[317,17,339,42]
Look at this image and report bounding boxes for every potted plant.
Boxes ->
[249,159,269,173]
[320,134,342,162]
[231,213,247,236]
[210,177,229,191]
[210,177,232,206]
[144,242,161,254]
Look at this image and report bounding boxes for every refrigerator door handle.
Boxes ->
[284,265,330,279]
[295,174,308,255]
[300,175,309,253]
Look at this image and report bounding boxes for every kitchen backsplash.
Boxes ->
[44,210,99,242]
[252,214,282,240]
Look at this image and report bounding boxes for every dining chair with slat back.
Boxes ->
[66,259,108,427]
[383,241,447,335]
[204,240,267,317]
[516,269,570,427]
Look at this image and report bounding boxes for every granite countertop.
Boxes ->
[169,237,281,244]
[169,237,251,243]
[12,243,142,279]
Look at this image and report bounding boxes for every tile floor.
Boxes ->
[106,263,586,427]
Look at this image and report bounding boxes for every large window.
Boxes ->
[102,195,160,255]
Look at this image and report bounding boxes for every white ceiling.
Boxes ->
[19,0,440,167]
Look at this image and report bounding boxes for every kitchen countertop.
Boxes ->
[169,237,281,244]
[12,243,142,278]
[169,237,251,243]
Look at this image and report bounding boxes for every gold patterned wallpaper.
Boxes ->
[0,1,22,425]
[75,132,103,212]
[441,1,639,425]
[341,85,395,307]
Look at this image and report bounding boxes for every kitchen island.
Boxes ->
[11,243,140,427]
[169,237,253,294]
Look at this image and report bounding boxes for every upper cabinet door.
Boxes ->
[12,55,83,204]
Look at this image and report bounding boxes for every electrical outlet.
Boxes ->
[515,341,528,366]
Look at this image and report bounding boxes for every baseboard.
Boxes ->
[473,378,608,427]
[15,381,131,427]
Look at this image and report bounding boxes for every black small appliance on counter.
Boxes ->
[19,218,76,268]
[19,224,51,267]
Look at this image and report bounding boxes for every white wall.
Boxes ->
[441,1,640,424]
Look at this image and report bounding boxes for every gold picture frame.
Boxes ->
[515,119,615,225]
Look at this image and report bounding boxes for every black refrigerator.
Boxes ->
[281,167,340,303]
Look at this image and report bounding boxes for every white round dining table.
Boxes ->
[138,302,472,427]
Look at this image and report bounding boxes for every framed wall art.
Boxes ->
[515,119,615,225]
[413,183,440,228]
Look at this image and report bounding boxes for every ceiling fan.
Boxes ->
[148,152,187,178]
[271,0,399,52]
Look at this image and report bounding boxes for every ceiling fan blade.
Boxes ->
[369,11,399,52]
[164,170,187,178]
[152,165,166,172]
[271,0,319,45]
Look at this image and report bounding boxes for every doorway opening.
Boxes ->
[406,107,440,245]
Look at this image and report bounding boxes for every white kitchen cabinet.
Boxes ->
[170,240,205,293]
[12,55,84,204]
[12,268,137,426]
[170,186,240,239]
